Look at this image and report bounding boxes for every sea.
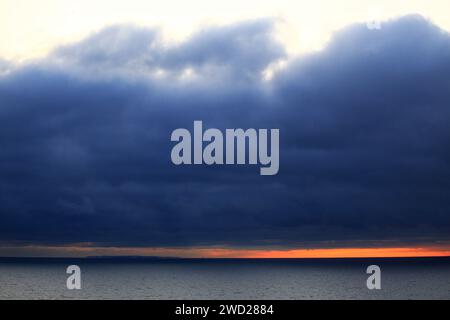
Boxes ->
[0,257,449,299]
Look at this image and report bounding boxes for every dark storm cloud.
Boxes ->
[0,15,450,248]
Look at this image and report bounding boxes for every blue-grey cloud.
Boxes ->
[52,25,160,71]
[51,19,285,82]
[0,59,10,74]
[0,15,450,248]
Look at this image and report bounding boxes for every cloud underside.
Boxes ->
[1,15,450,249]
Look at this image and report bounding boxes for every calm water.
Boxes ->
[1,258,449,299]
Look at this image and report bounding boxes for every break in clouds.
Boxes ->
[0,15,450,248]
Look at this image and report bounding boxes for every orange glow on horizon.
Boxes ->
[199,247,450,259]
[2,244,450,258]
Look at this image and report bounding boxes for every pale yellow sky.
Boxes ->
[1,0,450,61]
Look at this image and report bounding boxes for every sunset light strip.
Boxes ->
[2,245,450,258]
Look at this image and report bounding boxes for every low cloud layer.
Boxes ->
[1,15,450,249]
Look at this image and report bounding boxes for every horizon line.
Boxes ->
[1,246,450,259]
[1,255,450,260]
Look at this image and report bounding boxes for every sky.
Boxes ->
[1,1,450,258]
[2,0,450,61]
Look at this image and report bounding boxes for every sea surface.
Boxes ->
[0,257,449,299]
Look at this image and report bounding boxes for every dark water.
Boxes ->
[1,257,449,299]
